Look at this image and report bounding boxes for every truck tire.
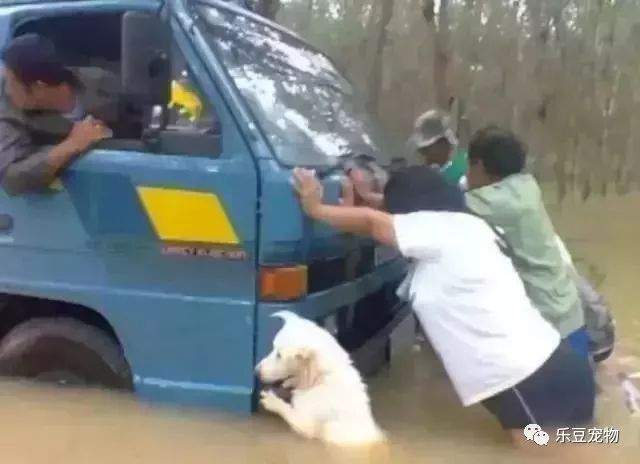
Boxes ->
[0,318,132,389]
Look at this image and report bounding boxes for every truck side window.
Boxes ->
[167,44,219,133]
[13,14,138,138]
[12,13,222,157]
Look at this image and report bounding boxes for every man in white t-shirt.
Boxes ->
[293,165,595,446]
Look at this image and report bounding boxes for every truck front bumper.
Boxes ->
[255,258,410,406]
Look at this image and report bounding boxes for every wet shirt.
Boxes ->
[465,174,584,337]
[394,211,560,406]
[441,149,468,188]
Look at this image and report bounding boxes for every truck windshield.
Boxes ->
[195,3,395,167]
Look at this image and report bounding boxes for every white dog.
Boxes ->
[256,311,385,446]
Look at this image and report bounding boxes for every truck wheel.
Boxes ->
[0,318,132,389]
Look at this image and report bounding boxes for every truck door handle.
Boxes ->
[0,214,13,232]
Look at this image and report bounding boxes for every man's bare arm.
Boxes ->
[2,138,92,195]
[0,117,112,195]
[307,204,396,247]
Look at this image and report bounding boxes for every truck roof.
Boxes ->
[1,0,160,5]
[2,0,89,4]
[1,0,331,71]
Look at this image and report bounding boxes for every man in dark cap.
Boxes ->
[0,33,114,195]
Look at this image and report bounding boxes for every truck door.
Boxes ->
[0,4,259,411]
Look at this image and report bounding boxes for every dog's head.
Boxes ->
[256,311,351,390]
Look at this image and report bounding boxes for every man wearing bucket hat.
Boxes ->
[409,109,468,189]
[347,109,468,209]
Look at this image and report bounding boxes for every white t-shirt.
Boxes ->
[394,212,560,406]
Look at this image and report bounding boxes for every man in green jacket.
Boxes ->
[465,126,588,356]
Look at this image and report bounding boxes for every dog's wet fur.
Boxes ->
[256,311,385,447]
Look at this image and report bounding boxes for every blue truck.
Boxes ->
[0,0,409,412]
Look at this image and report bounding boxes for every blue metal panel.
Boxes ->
[0,273,256,411]
[0,0,410,414]
[0,1,259,413]
[257,159,359,264]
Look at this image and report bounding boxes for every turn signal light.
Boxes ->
[260,265,308,301]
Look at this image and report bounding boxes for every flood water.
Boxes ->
[1,193,639,463]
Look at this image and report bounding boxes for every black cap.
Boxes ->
[2,33,72,86]
[383,166,466,214]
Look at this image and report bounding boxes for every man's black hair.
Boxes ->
[1,33,80,88]
[468,126,527,179]
[383,166,466,214]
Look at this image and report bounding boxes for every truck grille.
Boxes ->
[335,286,399,352]
[315,282,401,352]
[308,246,375,293]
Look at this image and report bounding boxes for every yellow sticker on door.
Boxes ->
[137,187,239,245]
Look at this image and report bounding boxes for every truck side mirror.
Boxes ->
[121,11,171,106]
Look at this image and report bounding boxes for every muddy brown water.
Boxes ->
[1,193,638,463]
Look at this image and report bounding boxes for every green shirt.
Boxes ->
[465,174,584,337]
[441,149,468,186]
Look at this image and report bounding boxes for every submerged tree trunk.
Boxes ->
[550,0,571,204]
[434,0,451,110]
[369,0,395,115]
[423,0,451,110]
[580,0,606,201]
[523,0,550,181]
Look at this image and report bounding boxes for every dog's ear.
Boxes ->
[279,346,313,363]
[289,347,322,390]
[293,347,314,362]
